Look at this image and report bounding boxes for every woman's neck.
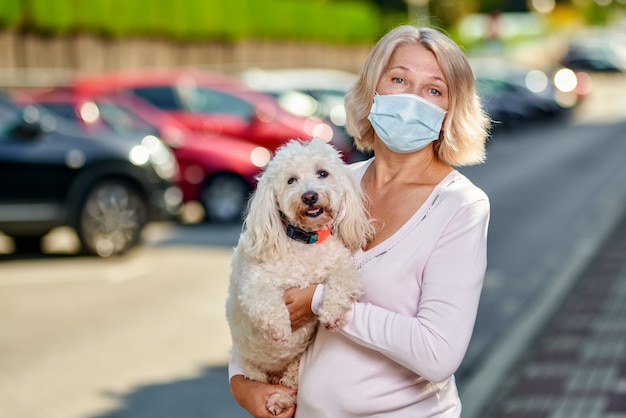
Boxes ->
[367,144,452,188]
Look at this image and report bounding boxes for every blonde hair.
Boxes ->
[345,25,490,166]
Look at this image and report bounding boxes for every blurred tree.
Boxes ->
[478,0,528,12]
[429,0,480,29]
[16,0,626,43]
[26,0,74,35]
[372,0,408,12]
[0,0,22,28]
[573,0,623,25]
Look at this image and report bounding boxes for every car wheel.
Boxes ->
[77,180,147,257]
[200,173,249,223]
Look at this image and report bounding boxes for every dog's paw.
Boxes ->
[318,308,348,330]
[280,373,298,389]
[266,392,296,415]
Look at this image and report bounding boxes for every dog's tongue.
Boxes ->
[306,207,323,217]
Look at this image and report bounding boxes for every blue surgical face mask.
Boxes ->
[367,93,446,153]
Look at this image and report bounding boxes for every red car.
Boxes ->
[72,68,354,159]
[16,88,271,223]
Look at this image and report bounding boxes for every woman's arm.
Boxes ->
[227,286,317,417]
[340,200,490,382]
[230,375,296,418]
[229,347,296,417]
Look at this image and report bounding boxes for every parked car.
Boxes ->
[239,67,365,161]
[71,69,353,159]
[470,57,589,130]
[0,92,181,257]
[560,31,626,72]
[17,88,271,223]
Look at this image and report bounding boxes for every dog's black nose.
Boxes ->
[302,191,318,206]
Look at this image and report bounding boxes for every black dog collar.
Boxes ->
[280,212,331,244]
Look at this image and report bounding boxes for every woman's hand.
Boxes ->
[230,375,296,418]
[284,284,317,332]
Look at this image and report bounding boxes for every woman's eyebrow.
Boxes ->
[387,65,446,82]
[387,64,409,70]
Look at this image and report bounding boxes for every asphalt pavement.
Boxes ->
[456,73,626,418]
[477,208,626,418]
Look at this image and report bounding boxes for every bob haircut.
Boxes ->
[345,25,490,167]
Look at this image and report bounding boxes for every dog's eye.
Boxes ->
[317,170,329,178]
[287,177,297,184]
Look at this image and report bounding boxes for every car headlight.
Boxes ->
[553,68,578,93]
[250,146,271,168]
[303,118,334,143]
[329,104,347,127]
[129,135,179,180]
[313,122,334,143]
[525,69,548,93]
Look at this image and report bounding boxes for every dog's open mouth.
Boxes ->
[305,207,324,218]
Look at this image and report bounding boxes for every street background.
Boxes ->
[2,1,626,417]
[2,72,626,418]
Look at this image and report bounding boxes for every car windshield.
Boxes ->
[476,78,518,97]
[0,100,21,131]
[179,86,255,119]
[131,86,182,110]
[97,102,159,138]
[37,101,159,139]
[306,88,346,101]
[38,102,77,120]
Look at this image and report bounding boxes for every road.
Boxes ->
[0,242,245,418]
[456,119,626,417]
[1,73,626,418]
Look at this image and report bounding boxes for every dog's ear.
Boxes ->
[241,172,286,262]
[333,165,376,252]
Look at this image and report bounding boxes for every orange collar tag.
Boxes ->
[314,226,332,244]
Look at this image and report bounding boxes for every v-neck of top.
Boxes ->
[350,158,460,267]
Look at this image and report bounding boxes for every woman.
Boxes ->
[229,24,491,417]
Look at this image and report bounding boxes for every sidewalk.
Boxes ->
[480,210,626,418]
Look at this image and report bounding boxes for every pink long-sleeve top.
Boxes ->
[229,158,490,417]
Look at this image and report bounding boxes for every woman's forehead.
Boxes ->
[386,44,444,78]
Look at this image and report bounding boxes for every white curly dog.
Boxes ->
[226,138,375,415]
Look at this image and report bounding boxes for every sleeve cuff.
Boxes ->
[311,283,325,315]
[228,348,245,381]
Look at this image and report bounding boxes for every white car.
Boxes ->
[240,67,364,160]
[240,68,357,123]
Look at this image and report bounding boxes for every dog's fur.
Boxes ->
[226,138,375,415]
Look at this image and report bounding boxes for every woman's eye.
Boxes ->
[317,170,329,178]
[287,177,297,184]
[429,88,441,96]
[392,77,404,85]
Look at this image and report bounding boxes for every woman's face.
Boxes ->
[376,43,449,112]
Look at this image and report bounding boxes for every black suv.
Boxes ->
[0,93,182,257]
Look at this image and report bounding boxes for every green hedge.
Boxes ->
[0,0,22,27]
[2,0,408,43]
